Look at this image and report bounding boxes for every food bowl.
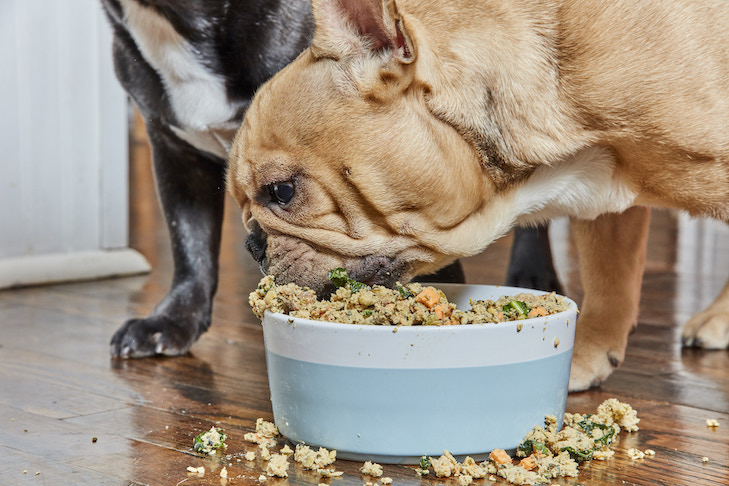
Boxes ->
[260,283,577,464]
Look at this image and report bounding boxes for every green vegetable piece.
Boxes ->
[577,416,616,447]
[349,280,367,293]
[328,268,368,292]
[363,309,373,317]
[503,300,529,316]
[193,427,227,455]
[328,267,350,287]
[518,439,550,456]
[398,285,415,299]
[419,455,431,469]
[560,446,594,463]
[511,300,529,315]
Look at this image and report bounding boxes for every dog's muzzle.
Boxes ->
[245,221,268,272]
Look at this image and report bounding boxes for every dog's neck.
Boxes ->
[404,1,593,191]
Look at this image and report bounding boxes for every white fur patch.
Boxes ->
[415,146,636,258]
[514,146,638,225]
[119,0,243,158]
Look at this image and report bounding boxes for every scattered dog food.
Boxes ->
[266,453,290,478]
[706,418,720,428]
[360,460,384,477]
[250,270,570,326]
[186,465,205,476]
[628,448,646,460]
[294,444,337,470]
[193,427,227,455]
[191,399,642,485]
[414,398,641,485]
[244,418,279,448]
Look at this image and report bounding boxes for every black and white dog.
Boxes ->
[102,0,561,358]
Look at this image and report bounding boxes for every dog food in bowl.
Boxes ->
[250,269,571,326]
[249,272,578,464]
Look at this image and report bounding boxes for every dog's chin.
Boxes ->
[262,235,415,298]
[271,255,412,298]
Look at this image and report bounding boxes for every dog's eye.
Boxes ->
[268,181,295,206]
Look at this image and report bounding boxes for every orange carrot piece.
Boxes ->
[528,306,548,317]
[433,304,451,320]
[489,449,512,466]
[519,455,538,471]
[415,288,441,308]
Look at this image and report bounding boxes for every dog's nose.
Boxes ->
[245,221,268,267]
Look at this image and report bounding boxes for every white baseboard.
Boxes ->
[0,249,152,289]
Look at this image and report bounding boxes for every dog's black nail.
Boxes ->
[608,355,620,368]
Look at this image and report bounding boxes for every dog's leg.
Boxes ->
[505,224,563,293]
[414,261,466,284]
[682,280,729,349]
[110,123,225,358]
[568,206,651,391]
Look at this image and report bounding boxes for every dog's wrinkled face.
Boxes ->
[227,0,504,293]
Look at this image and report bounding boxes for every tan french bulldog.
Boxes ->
[227,0,729,391]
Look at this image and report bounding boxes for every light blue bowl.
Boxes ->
[261,284,577,464]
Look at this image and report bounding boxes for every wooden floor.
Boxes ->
[2,116,728,486]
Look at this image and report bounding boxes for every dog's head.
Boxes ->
[227,0,573,293]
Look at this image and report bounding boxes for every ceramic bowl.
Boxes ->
[260,283,577,464]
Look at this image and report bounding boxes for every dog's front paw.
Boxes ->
[568,310,630,392]
[568,342,622,392]
[110,314,204,358]
[682,308,729,349]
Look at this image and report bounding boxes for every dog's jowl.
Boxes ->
[228,0,729,390]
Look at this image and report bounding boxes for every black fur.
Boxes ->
[103,0,313,357]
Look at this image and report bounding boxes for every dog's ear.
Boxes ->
[311,0,413,63]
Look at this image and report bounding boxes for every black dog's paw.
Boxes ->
[110,314,203,358]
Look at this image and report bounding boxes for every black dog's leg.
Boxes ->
[414,260,466,284]
[505,224,563,293]
[110,123,226,358]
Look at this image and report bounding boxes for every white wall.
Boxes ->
[0,0,149,288]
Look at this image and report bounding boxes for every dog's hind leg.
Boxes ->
[505,224,563,293]
[682,279,729,349]
[110,122,226,358]
[568,206,651,391]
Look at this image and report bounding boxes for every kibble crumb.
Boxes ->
[706,418,720,428]
[266,453,290,478]
[644,449,656,457]
[702,456,709,463]
[245,451,256,461]
[186,466,205,476]
[360,460,383,477]
[220,467,228,479]
[628,448,645,460]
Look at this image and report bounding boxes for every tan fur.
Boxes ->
[228,0,729,390]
